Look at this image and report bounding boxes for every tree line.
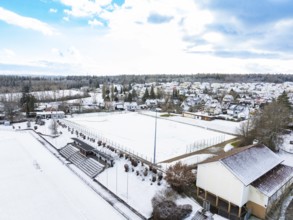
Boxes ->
[1,73,293,93]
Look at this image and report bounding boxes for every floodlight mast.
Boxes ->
[153,108,158,164]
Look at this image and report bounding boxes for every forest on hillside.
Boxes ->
[0,73,292,93]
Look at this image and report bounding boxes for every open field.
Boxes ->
[65,112,235,162]
[0,130,125,220]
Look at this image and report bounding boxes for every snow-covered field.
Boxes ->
[0,123,209,220]
[65,112,235,162]
[0,89,84,102]
[140,111,241,135]
[0,130,125,220]
[2,116,291,220]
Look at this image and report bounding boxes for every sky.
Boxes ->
[0,0,293,75]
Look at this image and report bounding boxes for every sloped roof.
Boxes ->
[252,164,293,197]
[199,144,284,186]
[72,138,94,152]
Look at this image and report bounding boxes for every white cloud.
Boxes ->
[88,19,104,27]
[3,49,15,58]
[49,8,58,13]
[61,0,112,17]
[0,7,58,36]
[63,16,70,22]
[2,0,293,75]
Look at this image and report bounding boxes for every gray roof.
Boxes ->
[71,138,94,152]
[220,144,283,186]
[252,164,293,197]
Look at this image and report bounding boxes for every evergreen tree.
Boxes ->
[111,84,115,101]
[142,88,149,102]
[277,91,292,111]
[102,83,107,99]
[128,83,132,91]
[127,93,133,102]
[20,94,36,115]
[150,85,156,99]
[131,89,137,100]
[172,88,178,99]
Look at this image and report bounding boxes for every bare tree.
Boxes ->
[49,120,59,135]
[238,100,291,151]
[152,188,192,220]
[165,161,196,193]
[3,101,19,122]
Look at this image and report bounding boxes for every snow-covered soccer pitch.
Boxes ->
[65,112,235,163]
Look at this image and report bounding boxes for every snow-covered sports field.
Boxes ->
[0,130,125,220]
[65,112,235,162]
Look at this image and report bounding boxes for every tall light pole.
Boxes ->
[153,109,158,164]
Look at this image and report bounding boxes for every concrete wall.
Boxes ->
[197,161,246,207]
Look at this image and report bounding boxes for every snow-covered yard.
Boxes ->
[0,122,209,220]
[0,130,125,220]
[64,112,235,163]
[278,134,293,167]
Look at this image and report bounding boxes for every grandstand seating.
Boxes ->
[59,144,104,178]
[69,152,86,166]
[79,158,104,177]
[59,144,79,158]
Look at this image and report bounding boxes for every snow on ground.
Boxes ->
[96,158,202,219]
[140,111,241,135]
[224,143,234,152]
[66,92,103,104]
[0,89,84,102]
[65,112,235,163]
[0,130,125,220]
[278,134,293,167]
[159,154,214,170]
[1,118,227,220]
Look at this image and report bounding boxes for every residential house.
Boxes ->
[196,144,293,219]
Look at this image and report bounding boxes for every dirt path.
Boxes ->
[159,137,238,164]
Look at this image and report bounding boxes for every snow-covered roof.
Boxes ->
[251,164,293,197]
[199,144,284,186]
[221,144,283,186]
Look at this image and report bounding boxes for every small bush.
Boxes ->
[158,172,163,181]
[136,170,139,176]
[124,164,129,172]
[131,159,138,167]
[152,175,157,182]
[149,165,153,172]
[143,168,148,176]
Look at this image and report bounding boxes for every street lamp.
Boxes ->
[153,108,158,164]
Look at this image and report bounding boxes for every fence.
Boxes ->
[61,119,153,163]
[185,135,226,153]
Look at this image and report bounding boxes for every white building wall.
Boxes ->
[248,186,268,207]
[197,161,246,207]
